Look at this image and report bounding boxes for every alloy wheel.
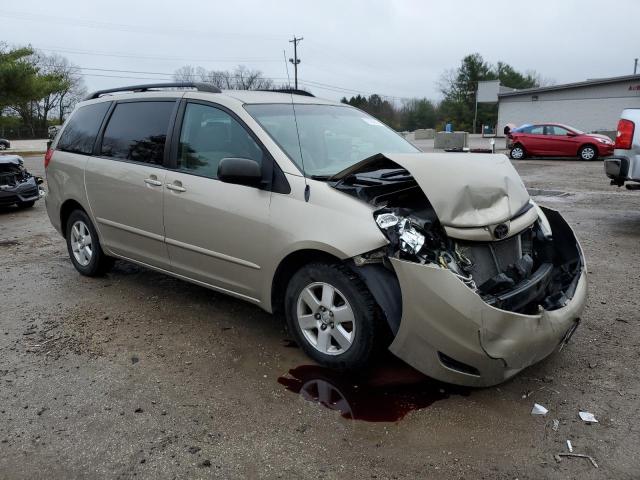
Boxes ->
[70,220,93,266]
[511,146,524,159]
[296,282,356,355]
[581,147,595,160]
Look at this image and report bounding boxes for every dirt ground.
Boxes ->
[1,154,639,479]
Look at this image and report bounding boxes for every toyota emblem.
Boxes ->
[493,223,509,239]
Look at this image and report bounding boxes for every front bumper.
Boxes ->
[0,177,41,206]
[389,259,586,387]
[388,209,587,387]
[598,144,614,157]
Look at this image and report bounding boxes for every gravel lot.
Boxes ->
[1,154,639,479]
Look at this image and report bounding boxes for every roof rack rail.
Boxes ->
[259,88,315,97]
[84,82,221,100]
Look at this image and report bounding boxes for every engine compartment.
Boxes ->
[331,156,583,315]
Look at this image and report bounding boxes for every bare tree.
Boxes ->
[39,53,87,122]
[173,65,273,90]
[173,65,198,82]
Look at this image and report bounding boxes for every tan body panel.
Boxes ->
[84,158,170,269]
[258,174,389,309]
[45,151,91,235]
[162,170,271,302]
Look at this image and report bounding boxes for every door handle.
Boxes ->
[166,182,186,193]
[144,178,163,186]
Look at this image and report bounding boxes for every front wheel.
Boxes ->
[65,209,114,276]
[16,201,35,209]
[284,263,385,370]
[509,144,526,160]
[579,145,597,161]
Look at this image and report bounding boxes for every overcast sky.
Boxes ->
[3,0,640,103]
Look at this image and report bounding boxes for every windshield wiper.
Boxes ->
[310,174,331,180]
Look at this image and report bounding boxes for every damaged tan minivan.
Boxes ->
[45,83,586,387]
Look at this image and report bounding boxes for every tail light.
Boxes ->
[615,119,635,150]
[44,148,54,168]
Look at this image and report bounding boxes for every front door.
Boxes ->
[163,101,271,302]
[85,100,177,269]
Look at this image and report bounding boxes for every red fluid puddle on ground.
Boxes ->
[277,358,470,422]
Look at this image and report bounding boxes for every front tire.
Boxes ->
[510,144,526,160]
[16,201,35,209]
[65,209,114,276]
[579,144,597,161]
[284,263,384,370]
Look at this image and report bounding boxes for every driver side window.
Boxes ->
[178,103,263,179]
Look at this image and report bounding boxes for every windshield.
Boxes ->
[244,104,419,177]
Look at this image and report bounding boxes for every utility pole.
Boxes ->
[289,36,303,89]
[635,58,638,75]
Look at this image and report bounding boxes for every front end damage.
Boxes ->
[331,153,586,387]
[0,155,44,207]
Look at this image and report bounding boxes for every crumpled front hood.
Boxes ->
[380,152,530,228]
[0,155,23,166]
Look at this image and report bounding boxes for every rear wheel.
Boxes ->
[65,209,114,276]
[284,263,384,370]
[578,144,597,161]
[509,144,526,160]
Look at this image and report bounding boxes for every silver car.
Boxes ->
[45,83,587,387]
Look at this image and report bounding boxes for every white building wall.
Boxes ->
[498,79,640,134]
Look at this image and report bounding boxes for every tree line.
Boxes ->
[0,43,86,138]
[342,54,547,132]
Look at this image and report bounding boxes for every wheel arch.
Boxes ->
[578,142,597,157]
[269,248,402,337]
[270,249,343,316]
[60,199,87,239]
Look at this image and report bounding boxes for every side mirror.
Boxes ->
[566,131,577,137]
[35,176,44,185]
[218,157,263,187]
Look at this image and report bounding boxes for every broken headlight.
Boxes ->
[375,213,425,255]
[398,219,425,255]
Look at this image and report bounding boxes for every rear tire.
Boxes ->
[578,144,597,161]
[65,209,114,276]
[510,144,526,160]
[284,263,385,370]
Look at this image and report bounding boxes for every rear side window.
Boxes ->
[57,102,110,154]
[100,101,175,165]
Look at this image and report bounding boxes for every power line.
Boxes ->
[35,46,282,64]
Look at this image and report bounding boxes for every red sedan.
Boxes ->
[507,123,614,160]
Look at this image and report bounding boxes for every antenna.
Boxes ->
[283,49,310,202]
